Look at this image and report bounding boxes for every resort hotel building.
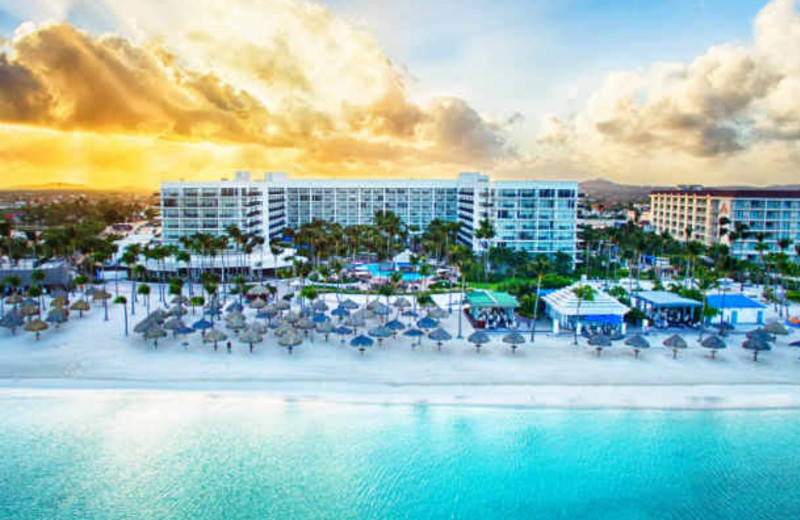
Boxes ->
[161,172,579,257]
[649,186,800,260]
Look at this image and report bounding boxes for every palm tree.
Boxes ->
[300,285,318,312]
[137,283,151,315]
[30,268,46,311]
[529,254,552,342]
[114,295,129,336]
[728,222,750,289]
[475,218,495,281]
[572,284,596,345]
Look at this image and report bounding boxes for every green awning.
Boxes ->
[466,290,520,309]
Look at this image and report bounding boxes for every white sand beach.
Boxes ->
[1,283,799,409]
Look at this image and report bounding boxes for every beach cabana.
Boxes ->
[465,290,520,329]
[542,284,629,336]
[631,291,701,327]
[706,294,765,325]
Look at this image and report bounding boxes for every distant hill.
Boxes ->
[1,182,150,193]
[579,178,800,205]
[4,182,89,191]
[579,179,667,205]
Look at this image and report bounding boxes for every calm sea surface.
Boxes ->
[0,392,798,520]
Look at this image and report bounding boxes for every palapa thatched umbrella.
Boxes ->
[134,316,158,334]
[45,308,67,328]
[247,321,267,335]
[249,298,267,310]
[468,331,490,353]
[273,300,291,311]
[403,327,424,348]
[247,284,270,297]
[149,309,169,324]
[5,294,23,306]
[164,317,188,337]
[428,307,448,320]
[746,328,773,343]
[274,322,294,338]
[284,311,301,324]
[372,303,392,321]
[588,334,612,357]
[763,321,789,339]
[203,329,227,351]
[332,306,350,321]
[311,300,329,312]
[296,317,316,337]
[352,308,372,321]
[392,297,411,309]
[416,316,438,332]
[350,334,374,354]
[278,330,303,354]
[69,299,91,318]
[335,325,353,344]
[92,289,112,301]
[268,318,284,331]
[429,327,452,351]
[52,295,68,308]
[502,330,526,354]
[24,318,48,340]
[742,338,771,361]
[368,325,392,346]
[663,334,688,359]
[257,308,279,322]
[0,309,24,335]
[316,321,336,341]
[192,318,213,332]
[345,314,365,331]
[143,326,167,348]
[385,319,405,338]
[624,334,650,359]
[701,335,727,359]
[239,329,263,353]
[340,298,359,310]
[366,300,381,311]
[226,315,247,332]
[20,304,40,320]
[226,301,244,313]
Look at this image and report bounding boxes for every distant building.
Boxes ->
[161,172,579,257]
[649,186,800,260]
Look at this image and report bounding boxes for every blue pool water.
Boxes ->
[359,263,428,281]
[1,393,798,520]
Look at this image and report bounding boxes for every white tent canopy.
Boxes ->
[543,283,630,334]
[392,249,413,264]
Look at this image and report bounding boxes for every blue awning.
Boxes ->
[583,314,623,325]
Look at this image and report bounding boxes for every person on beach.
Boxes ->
[226,341,232,354]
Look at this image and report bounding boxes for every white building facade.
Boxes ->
[161,172,578,257]
[650,186,800,260]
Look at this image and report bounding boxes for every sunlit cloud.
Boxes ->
[0,0,800,188]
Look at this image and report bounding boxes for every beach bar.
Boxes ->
[706,294,765,325]
[465,290,520,329]
[631,290,701,328]
[543,284,629,335]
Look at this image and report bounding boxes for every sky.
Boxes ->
[0,0,798,189]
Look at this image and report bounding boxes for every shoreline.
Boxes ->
[3,378,800,410]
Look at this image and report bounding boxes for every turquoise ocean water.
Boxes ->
[0,392,798,520]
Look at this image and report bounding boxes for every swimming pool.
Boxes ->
[355,263,429,281]
[2,392,799,520]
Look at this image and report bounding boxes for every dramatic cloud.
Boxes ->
[537,0,800,185]
[0,0,517,188]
